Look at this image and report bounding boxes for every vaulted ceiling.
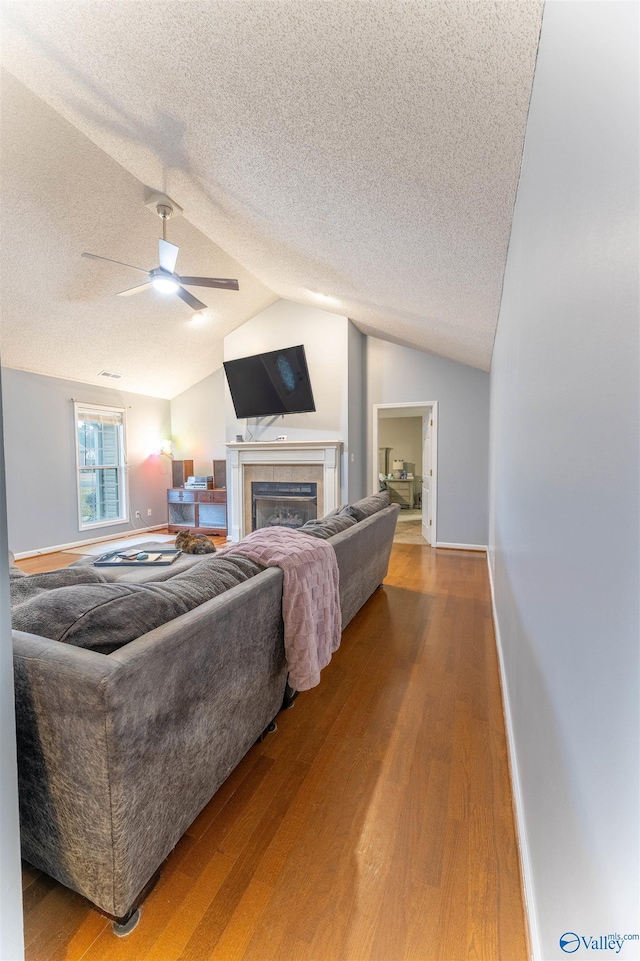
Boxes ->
[0,1,543,398]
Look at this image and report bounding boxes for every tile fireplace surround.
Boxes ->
[226,441,343,541]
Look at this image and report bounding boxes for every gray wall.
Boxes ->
[347,321,366,501]
[2,368,172,555]
[0,369,25,960]
[170,367,227,475]
[224,300,352,502]
[165,306,371,506]
[488,4,639,958]
[168,303,364,505]
[367,337,490,545]
[223,300,349,444]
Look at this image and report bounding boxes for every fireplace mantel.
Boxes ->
[225,440,343,541]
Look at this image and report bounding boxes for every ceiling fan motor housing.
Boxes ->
[150,266,179,281]
[156,204,173,220]
[149,266,180,293]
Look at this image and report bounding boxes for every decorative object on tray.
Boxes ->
[94,549,183,567]
[175,531,217,554]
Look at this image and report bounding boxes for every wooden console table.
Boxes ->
[167,488,227,536]
[386,479,414,510]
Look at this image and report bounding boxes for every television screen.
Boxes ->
[223,345,316,419]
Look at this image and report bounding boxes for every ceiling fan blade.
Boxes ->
[117,282,153,297]
[82,252,148,273]
[175,286,207,311]
[179,276,239,291]
[158,239,179,274]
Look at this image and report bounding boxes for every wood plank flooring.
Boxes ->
[16,540,528,961]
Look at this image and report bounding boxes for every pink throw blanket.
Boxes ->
[218,528,341,691]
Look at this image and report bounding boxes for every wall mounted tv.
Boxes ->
[223,345,316,419]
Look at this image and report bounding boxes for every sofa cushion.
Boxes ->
[10,567,108,604]
[11,554,263,654]
[299,513,358,540]
[342,491,390,522]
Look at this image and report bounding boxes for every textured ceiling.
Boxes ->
[1,0,543,387]
[0,72,277,398]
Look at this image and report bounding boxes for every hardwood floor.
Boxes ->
[16,550,87,573]
[17,541,529,961]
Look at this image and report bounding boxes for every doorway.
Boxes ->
[372,402,438,545]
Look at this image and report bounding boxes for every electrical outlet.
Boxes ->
[135,510,141,518]
[147,509,152,516]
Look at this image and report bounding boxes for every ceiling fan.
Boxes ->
[82,200,239,311]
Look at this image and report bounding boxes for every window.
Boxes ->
[75,403,127,529]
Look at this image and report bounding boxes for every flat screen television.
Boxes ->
[223,345,316,419]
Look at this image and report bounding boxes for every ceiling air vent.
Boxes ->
[98,370,123,380]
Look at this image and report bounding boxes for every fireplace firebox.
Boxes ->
[252,481,318,531]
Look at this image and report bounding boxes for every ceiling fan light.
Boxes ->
[152,275,179,294]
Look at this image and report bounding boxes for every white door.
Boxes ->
[422,413,432,544]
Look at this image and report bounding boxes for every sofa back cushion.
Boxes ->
[10,567,107,599]
[342,491,390,522]
[298,513,357,540]
[11,555,262,654]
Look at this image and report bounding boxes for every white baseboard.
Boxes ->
[13,525,168,560]
[486,554,540,961]
[435,541,487,552]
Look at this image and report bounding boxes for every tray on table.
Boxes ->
[94,548,183,567]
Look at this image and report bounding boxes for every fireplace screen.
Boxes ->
[252,482,318,531]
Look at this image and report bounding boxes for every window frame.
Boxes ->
[74,401,128,531]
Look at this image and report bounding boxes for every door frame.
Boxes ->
[372,401,438,546]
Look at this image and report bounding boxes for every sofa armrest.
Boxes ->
[12,632,117,912]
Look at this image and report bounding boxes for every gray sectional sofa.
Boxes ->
[11,496,399,925]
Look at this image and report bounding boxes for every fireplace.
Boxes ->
[252,481,318,531]
[225,440,342,541]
